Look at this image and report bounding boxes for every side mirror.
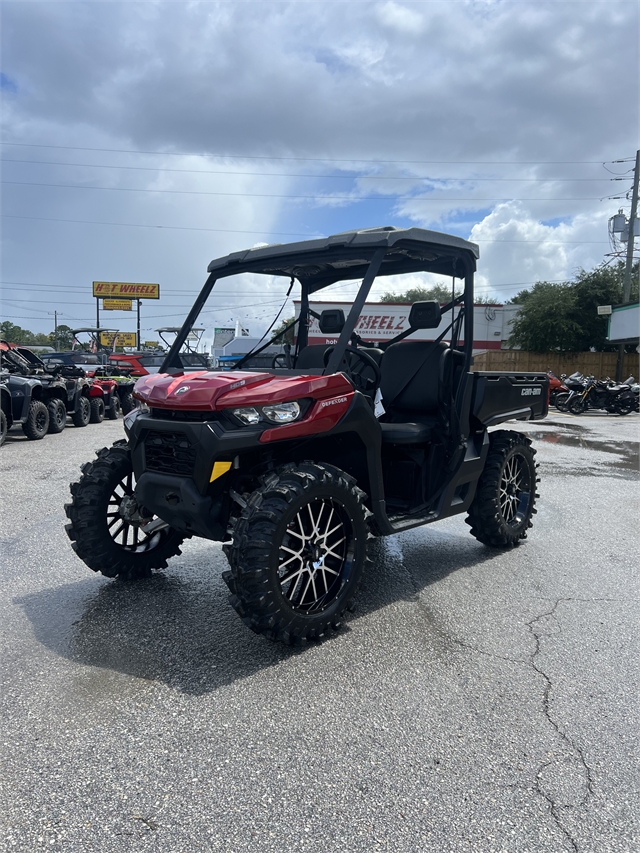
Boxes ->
[409,301,441,329]
[319,309,345,334]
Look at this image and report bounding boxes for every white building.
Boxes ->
[296,300,520,354]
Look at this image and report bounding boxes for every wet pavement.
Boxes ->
[1,411,638,852]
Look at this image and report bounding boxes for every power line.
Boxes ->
[1,214,316,239]
[0,141,621,165]
[0,215,610,244]
[0,158,614,182]
[2,180,608,201]
[0,214,611,242]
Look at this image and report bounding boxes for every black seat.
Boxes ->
[378,341,450,445]
[379,421,434,444]
[295,345,329,370]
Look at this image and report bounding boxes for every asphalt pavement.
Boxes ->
[1,410,638,853]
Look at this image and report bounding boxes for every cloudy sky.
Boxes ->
[1,0,638,346]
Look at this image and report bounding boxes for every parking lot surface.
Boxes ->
[1,411,638,853]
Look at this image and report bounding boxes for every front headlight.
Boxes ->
[231,401,301,426]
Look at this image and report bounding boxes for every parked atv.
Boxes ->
[0,363,51,440]
[40,350,137,417]
[66,226,548,645]
[3,343,95,430]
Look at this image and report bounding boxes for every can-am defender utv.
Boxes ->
[66,227,548,644]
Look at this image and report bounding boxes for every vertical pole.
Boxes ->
[96,298,100,329]
[137,300,141,350]
[298,282,309,351]
[617,149,639,380]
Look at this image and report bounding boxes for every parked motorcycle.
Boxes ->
[568,375,637,416]
[554,372,586,412]
[547,370,568,408]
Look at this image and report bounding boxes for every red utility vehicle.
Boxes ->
[66,227,548,645]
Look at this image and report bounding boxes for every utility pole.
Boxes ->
[622,149,639,302]
[614,149,639,380]
[54,310,58,351]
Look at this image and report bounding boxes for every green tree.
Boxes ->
[380,284,498,304]
[380,283,461,303]
[48,324,75,350]
[271,316,296,345]
[0,321,37,345]
[508,261,639,352]
[508,282,582,351]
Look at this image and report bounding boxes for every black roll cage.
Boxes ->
[161,228,478,380]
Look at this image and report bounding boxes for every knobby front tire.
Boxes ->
[223,462,369,644]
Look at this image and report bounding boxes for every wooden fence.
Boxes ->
[472,350,639,379]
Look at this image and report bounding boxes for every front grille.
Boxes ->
[144,430,197,477]
[151,407,220,423]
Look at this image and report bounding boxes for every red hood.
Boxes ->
[133,370,352,410]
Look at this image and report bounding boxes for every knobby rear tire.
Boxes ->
[466,430,538,548]
[89,397,105,424]
[223,462,369,644]
[107,395,120,420]
[120,392,135,416]
[0,410,7,446]
[22,400,49,440]
[65,442,185,581]
[72,396,91,428]
[47,399,67,434]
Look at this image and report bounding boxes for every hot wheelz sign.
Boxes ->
[93,282,160,299]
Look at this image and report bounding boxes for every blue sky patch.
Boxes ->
[0,73,18,93]
[541,216,570,228]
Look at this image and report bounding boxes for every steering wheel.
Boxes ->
[323,345,381,393]
[271,354,289,368]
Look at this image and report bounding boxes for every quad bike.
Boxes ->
[66,226,548,645]
[63,329,138,417]
[2,342,95,431]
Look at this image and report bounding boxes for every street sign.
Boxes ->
[93,282,160,299]
[597,305,612,315]
[103,299,133,311]
[144,340,159,348]
[100,331,137,347]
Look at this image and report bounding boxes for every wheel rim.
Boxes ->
[55,404,65,426]
[499,453,531,528]
[36,409,48,431]
[106,470,167,552]
[278,498,355,613]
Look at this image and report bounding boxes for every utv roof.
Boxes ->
[207,226,479,292]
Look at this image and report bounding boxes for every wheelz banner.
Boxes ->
[93,282,160,299]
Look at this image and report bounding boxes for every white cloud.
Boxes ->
[469,203,611,299]
[376,2,425,35]
[1,0,636,335]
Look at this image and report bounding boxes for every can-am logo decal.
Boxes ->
[320,396,348,408]
[175,386,190,395]
[521,387,542,396]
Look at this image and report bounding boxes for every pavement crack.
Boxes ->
[450,638,526,666]
[527,598,597,851]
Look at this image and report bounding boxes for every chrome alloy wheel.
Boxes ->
[499,453,532,527]
[278,498,355,613]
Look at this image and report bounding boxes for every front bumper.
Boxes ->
[127,411,263,540]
